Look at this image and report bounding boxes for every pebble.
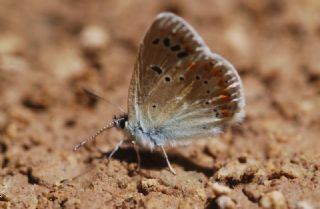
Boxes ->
[280,163,306,179]
[80,25,110,50]
[259,191,288,209]
[49,47,86,81]
[0,55,29,73]
[214,160,258,182]
[141,179,158,191]
[216,195,236,209]
[225,23,251,57]
[0,34,24,54]
[210,182,231,196]
[296,201,314,209]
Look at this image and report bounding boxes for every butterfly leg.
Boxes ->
[132,140,141,171]
[160,145,176,175]
[108,140,124,160]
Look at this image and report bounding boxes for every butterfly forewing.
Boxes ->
[128,12,207,124]
[128,12,244,146]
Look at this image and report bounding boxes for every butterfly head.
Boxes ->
[113,114,128,129]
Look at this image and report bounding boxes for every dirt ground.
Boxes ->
[0,0,319,208]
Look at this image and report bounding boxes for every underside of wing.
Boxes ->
[127,12,245,146]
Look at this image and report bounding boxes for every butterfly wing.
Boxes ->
[128,12,244,147]
[128,12,207,125]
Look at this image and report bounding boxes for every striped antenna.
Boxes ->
[73,121,115,151]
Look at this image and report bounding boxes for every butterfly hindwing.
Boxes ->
[159,53,245,143]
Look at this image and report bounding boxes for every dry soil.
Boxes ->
[0,0,319,209]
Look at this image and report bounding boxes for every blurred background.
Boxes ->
[0,0,319,208]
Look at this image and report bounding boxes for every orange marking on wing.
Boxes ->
[218,95,230,102]
[189,63,196,69]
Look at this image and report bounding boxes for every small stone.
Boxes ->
[210,182,231,196]
[80,25,110,50]
[216,195,236,209]
[159,170,176,188]
[214,160,258,183]
[5,123,18,139]
[141,179,158,191]
[280,163,306,179]
[0,55,29,72]
[48,47,87,81]
[0,34,25,54]
[225,23,251,57]
[260,195,273,208]
[242,185,263,202]
[259,191,288,209]
[296,201,314,209]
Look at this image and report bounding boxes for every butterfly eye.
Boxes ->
[206,90,211,94]
[203,80,208,84]
[179,76,184,81]
[195,75,200,80]
[152,104,157,108]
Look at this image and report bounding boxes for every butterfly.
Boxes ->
[74,12,245,174]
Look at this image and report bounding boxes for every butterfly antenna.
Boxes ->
[73,121,116,151]
[82,87,125,113]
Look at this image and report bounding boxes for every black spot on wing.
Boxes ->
[177,51,189,59]
[170,44,181,51]
[152,38,160,44]
[150,65,163,74]
[163,37,171,47]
